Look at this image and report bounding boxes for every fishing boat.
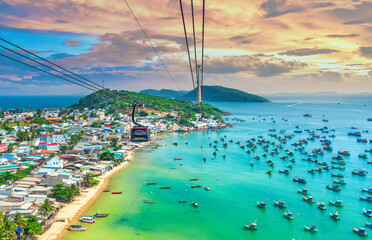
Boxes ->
[250,161,254,166]
[144,200,156,204]
[111,192,122,194]
[328,200,344,207]
[303,196,314,203]
[147,182,156,185]
[338,150,351,156]
[79,216,94,223]
[266,170,273,175]
[204,187,211,191]
[304,225,318,232]
[326,184,341,191]
[348,132,361,136]
[293,177,307,183]
[357,139,368,143]
[317,202,327,210]
[331,173,344,178]
[160,186,172,189]
[360,196,372,202]
[191,185,202,188]
[330,212,340,220]
[284,210,295,220]
[67,225,87,231]
[174,158,182,160]
[359,154,368,159]
[333,179,347,184]
[365,221,372,228]
[257,202,266,208]
[178,200,186,203]
[279,169,290,174]
[190,178,199,181]
[191,201,199,208]
[103,190,110,192]
[361,187,372,193]
[353,227,368,236]
[352,169,368,176]
[243,222,257,230]
[308,169,315,174]
[94,211,109,218]
[273,200,286,208]
[298,188,310,195]
[363,208,372,217]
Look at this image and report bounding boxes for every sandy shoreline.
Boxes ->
[36,149,137,240]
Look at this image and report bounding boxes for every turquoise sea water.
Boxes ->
[63,97,372,240]
[0,96,81,110]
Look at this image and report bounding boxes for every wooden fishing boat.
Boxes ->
[365,221,372,228]
[363,208,372,217]
[298,188,310,195]
[111,192,122,194]
[103,190,110,192]
[160,186,172,189]
[353,227,368,236]
[330,212,340,220]
[303,196,314,203]
[293,177,306,183]
[178,200,186,203]
[174,158,182,160]
[328,200,344,207]
[317,202,327,210]
[79,216,94,223]
[191,201,199,208]
[360,196,372,202]
[94,213,109,218]
[191,185,202,188]
[243,222,257,230]
[257,202,266,208]
[273,200,286,208]
[143,200,156,204]
[304,225,318,232]
[147,182,157,185]
[284,211,295,220]
[67,225,87,231]
[190,178,199,181]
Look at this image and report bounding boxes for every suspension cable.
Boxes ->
[179,0,197,100]
[201,0,205,88]
[191,0,198,80]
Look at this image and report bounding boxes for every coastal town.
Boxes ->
[0,106,226,239]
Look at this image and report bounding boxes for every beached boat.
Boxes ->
[79,216,94,223]
[191,185,202,188]
[361,187,372,193]
[111,192,122,194]
[243,222,257,230]
[284,210,295,220]
[144,200,156,204]
[363,208,372,217]
[293,177,306,183]
[298,188,310,195]
[257,202,266,208]
[304,225,318,232]
[191,201,199,208]
[365,221,372,228]
[147,182,156,185]
[317,202,327,210]
[273,200,286,208]
[360,196,372,202]
[333,179,347,184]
[353,227,368,236]
[160,186,172,189]
[67,225,87,231]
[328,200,344,207]
[279,169,290,174]
[330,212,340,220]
[303,196,314,203]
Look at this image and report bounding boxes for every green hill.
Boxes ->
[70,89,226,116]
[181,86,269,102]
[140,89,188,99]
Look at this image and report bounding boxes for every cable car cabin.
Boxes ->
[131,126,151,142]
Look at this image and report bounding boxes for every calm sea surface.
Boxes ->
[0,96,81,110]
[62,96,372,240]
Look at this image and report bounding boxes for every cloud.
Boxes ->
[279,48,339,56]
[260,0,304,18]
[205,55,307,77]
[359,46,372,59]
[309,71,344,83]
[325,34,359,38]
[310,2,335,8]
[342,20,366,25]
[64,40,82,46]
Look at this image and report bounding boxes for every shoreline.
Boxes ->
[36,146,141,240]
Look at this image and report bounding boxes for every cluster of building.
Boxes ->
[0,107,224,222]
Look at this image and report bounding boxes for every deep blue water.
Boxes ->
[0,96,82,110]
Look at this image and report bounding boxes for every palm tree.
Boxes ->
[0,214,17,240]
[69,184,80,198]
[13,212,26,239]
[38,198,55,219]
[82,173,94,187]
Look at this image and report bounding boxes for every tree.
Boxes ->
[51,184,67,200]
[0,213,17,240]
[69,184,80,199]
[60,145,68,153]
[82,173,99,187]
[38,198,55,219]
[24,215,42,235]
[109,137,118,148]
[100,152,114,161]
[17,130,30,141]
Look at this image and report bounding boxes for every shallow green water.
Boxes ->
[63,100,372,240]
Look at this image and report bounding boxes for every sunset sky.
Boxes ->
[0,0,371,95]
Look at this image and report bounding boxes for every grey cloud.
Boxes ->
[260,0,303,18]
[309,71,344,83]
[359,46,372,59]
[64,40,82,46]
[279,48,339,56]
[326,34,359,38]
[310,2,335,8]
[342,20,366,25]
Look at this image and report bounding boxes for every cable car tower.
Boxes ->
[196,64,202,107]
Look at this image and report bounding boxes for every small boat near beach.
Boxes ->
[103,190,110,192]
[353,227,368,236]
[160,186,172,189]
[191,185,202,188]
[67,225,87,231]
[257,202,266,208]
[147,182,156,185]
[79,216,94,223]
[304,225,318,232]
[144,200,156,204]
[111,192,122,194]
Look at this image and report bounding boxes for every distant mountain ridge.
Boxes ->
[140,86,269,102]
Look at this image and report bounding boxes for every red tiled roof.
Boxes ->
[43,134,50,137]
[39,142,47,145]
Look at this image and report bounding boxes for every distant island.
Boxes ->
[70,89,227,116]
[140,85,270,102]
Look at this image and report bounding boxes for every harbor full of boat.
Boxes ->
[63,101,372,240]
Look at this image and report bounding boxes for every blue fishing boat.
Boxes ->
[317,201,326,210]
[297,188,310,195]
[363,208,372,217]
[67,225,87,231]
[361,187,372,193]
[353,227,368,236]
[304,225,318,232]
[257,202,266,208]
[330,212,340,220]
[284,210,295,220]
[328,200,344,207]
[243,221,257,230]
[273,200,286,208]
[360,196,372,202]
[293,177,306,183]
[365,221,372,228]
